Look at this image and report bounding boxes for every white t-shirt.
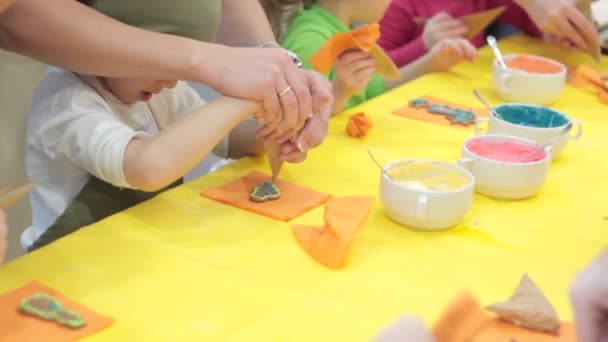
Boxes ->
[23,67,228,249]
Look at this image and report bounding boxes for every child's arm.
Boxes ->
[331,50,376,115]
[227,118,265,159]
[123,97,259,191]
[378,3,466,68]
[383,38,477,90]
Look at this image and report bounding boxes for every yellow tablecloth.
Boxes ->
[1,35,607,341]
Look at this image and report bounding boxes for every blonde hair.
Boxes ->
[259,0,316,40]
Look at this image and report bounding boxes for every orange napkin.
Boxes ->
[433,292,576,342]
[201,171,331,222]
[569,64,608,104]
[310,23,400,80]
[461,7,506,40]
[292,196,374,269]
[392,96,488,127]
[0,281,113,342]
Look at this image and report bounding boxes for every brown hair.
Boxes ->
[259,0,317,40]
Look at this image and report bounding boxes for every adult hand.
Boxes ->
[570,247,608,342]
[294,69,332,152]
[518,0,598,51]
[422,12,468,50]
[372,316,435,342]
[429,38,477,72]
[0,208,7,264]
[207,46,312,135]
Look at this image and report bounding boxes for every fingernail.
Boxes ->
[297,141,309,152]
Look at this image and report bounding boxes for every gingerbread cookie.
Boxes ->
[20,293,86,328]
[249,181,281,202]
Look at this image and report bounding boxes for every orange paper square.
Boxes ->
[433,291,576,342]
[392,96,488,127]
[201,171,331,221]
[0,281,113,342]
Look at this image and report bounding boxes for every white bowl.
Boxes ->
[492,54,566,105]
[459,135,551,200]
[474,103,582,160]
[380,159,475,231]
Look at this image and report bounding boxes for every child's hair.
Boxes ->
[259,0,317,40]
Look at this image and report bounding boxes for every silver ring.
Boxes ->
[278,85,292,97]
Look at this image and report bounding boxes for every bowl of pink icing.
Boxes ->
[459,135,551,200]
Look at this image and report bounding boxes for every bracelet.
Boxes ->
[258,41,303,68]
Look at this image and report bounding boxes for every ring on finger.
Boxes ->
[278,85,292,97]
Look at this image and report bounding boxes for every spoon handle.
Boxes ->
[487,36,507,68]
[367,149,395,181]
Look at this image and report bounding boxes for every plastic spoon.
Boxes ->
[473,89,503,120]
[524,122,573,161]
[367,149,395,181]
[487,35,507,68]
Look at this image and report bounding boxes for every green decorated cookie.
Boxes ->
[20,293,86,328]
[249,181,281,202]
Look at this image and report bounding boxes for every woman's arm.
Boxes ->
[217,0,276,46]
[0,0,316,131]
[123,97,259,191]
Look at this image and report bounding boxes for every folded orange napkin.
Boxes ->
[310,23,400,80]
[0,281,113,342]
[461,7,506,40]
[392,96,488,127]
[293,196,374,269]
[433,292,576,342]
[201,171,331,222]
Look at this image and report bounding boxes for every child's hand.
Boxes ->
[428,38,477,72]
[422,12,468,50]
[543,32,579,50]
[333,50,376,98]
[570,247,608,342]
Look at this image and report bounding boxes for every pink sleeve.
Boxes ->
[378,1,428,67]
[487,0,542,37]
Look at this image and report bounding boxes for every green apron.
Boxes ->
[84,0,222,43]
[28,177,181,251]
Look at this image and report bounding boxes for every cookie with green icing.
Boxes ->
[20,293,85,328]
[249,181,281,202]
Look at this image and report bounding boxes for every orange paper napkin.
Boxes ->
[433,292,576,342]
[293,196,375,269]
[310,23,400,80]
[461,7,506,40]
[201,171,331,222]
[0,281,113,342]
[392,96,488,127]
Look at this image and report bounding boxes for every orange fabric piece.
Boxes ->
[433,292,576,342]
[392,96,489,127]
[460,7,506,40]
[346,112,373,138]
[310,23,400,80]
[310,23,380,74]
[0,281,113,342]
[201,171,331,222]
[292,196,375,269]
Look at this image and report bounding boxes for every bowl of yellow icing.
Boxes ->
[379,159,475,231]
